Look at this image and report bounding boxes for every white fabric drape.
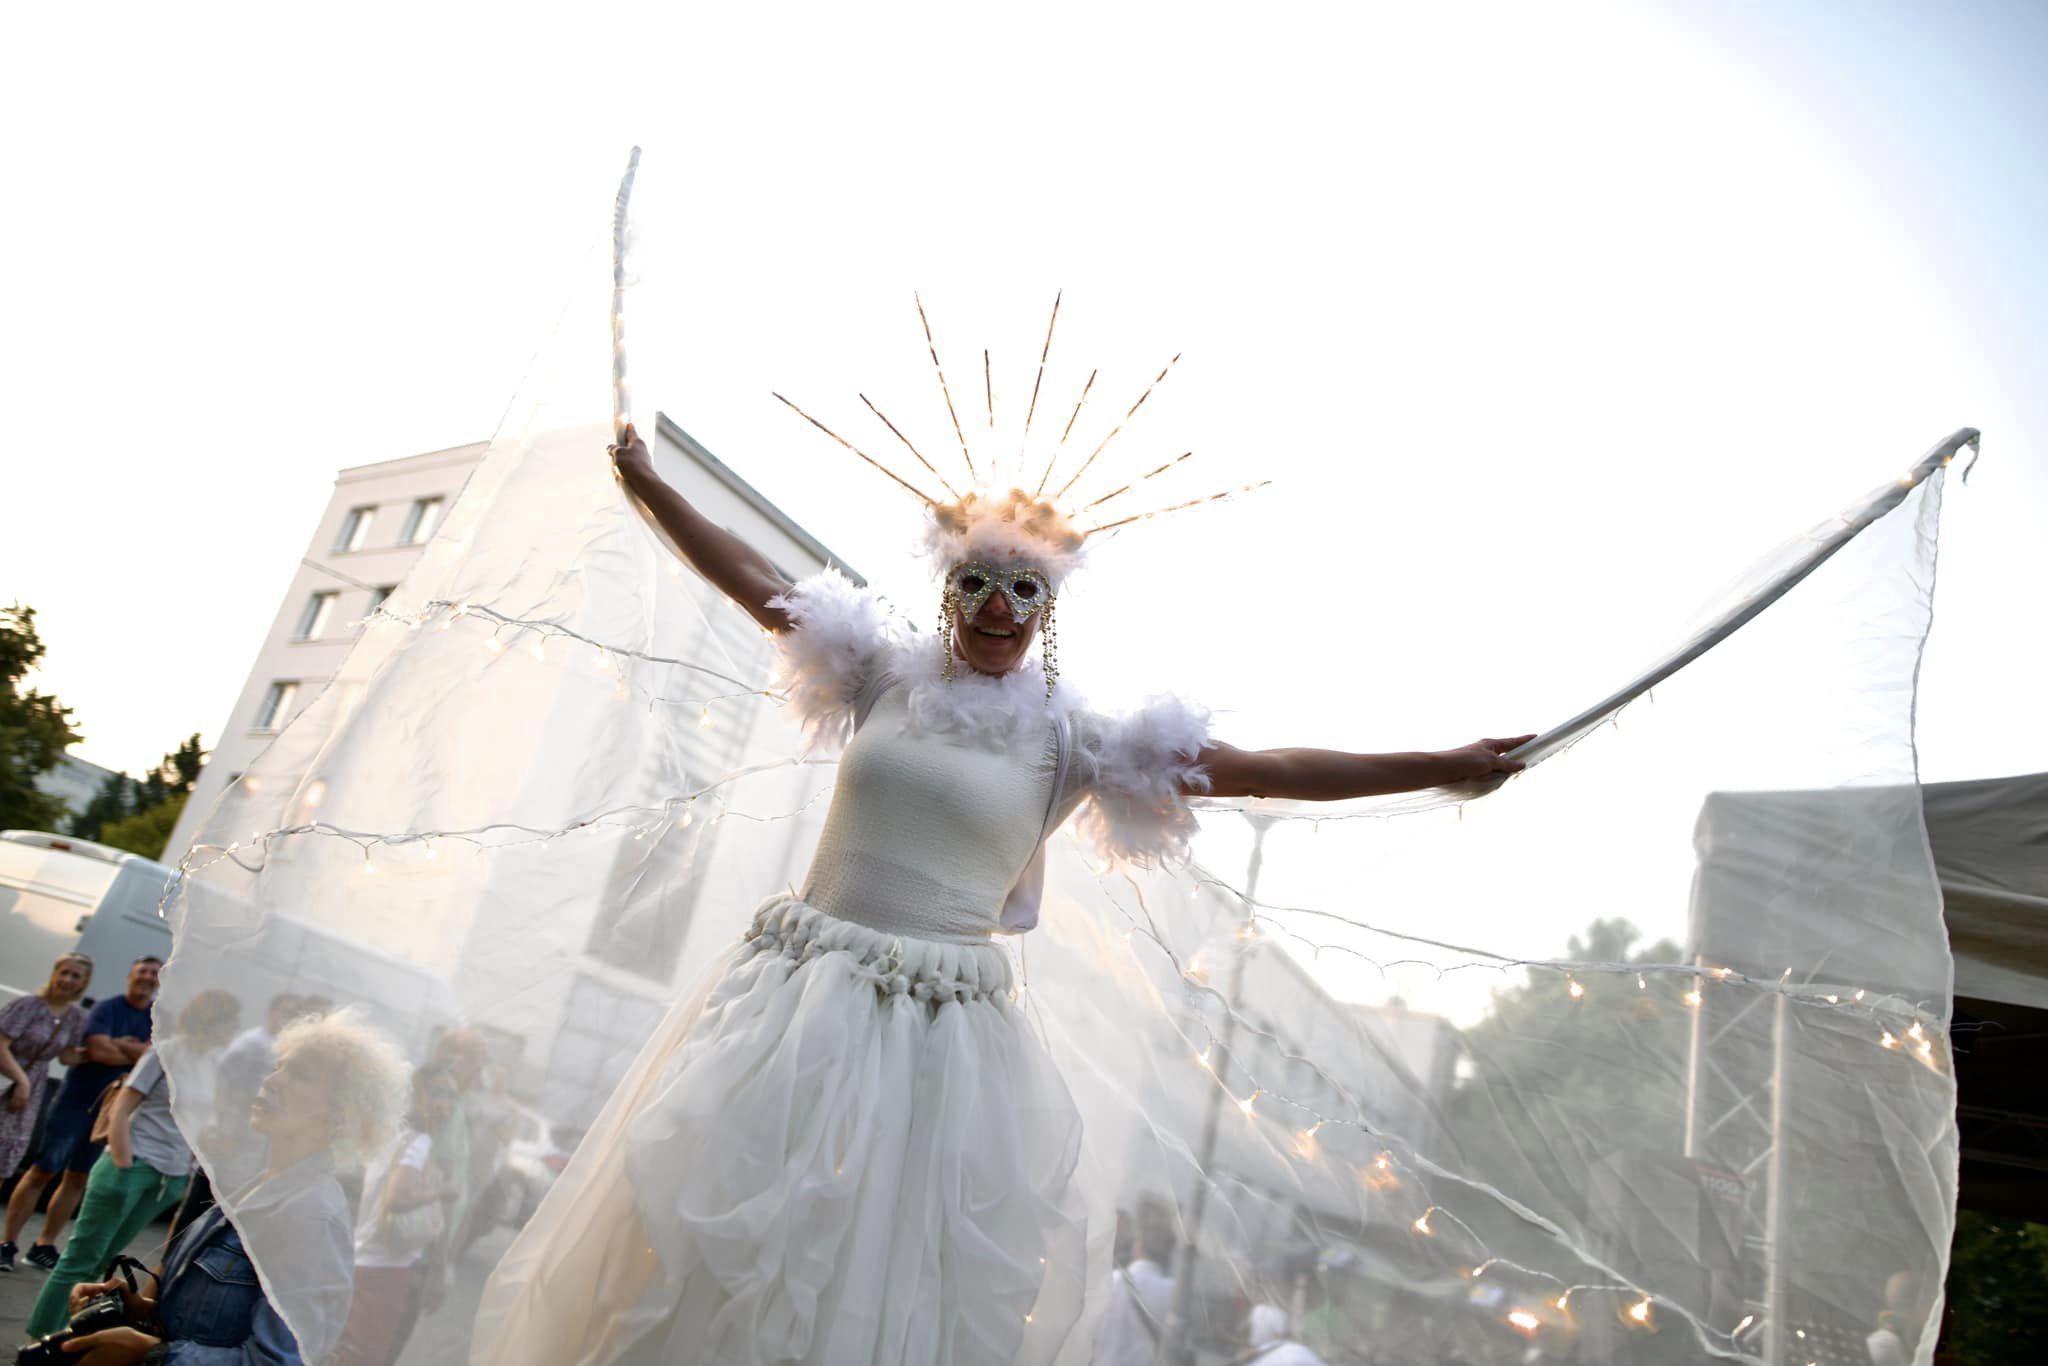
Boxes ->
[155,156,1962,1366]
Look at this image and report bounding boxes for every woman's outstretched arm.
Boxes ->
[1193,735,1535,800]
[610,424,795,633]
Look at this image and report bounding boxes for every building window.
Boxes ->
[335,506,375,552]
[368,584,397,614]
[254,681,300,732]
[294,591,337,640]
[400,497,444,546]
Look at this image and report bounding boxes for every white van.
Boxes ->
[3,828,460,1088]
[0,832,174,1005]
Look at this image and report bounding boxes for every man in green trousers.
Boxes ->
[25,1047,191,1337]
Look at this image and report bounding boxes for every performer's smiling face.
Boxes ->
[951,573,1043,677]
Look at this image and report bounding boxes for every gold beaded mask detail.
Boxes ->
[938,566,1060,697]
[947,561,1052,622]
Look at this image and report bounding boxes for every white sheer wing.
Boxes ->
[153,154,1964,1366]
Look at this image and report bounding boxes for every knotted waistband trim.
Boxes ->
[743,895,1017,1006]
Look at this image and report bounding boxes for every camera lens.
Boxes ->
[15,1333,71,1366]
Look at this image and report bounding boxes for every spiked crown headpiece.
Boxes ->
[773,292,1267,589]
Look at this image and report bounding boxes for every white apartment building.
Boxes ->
[162,416,862,1137]
[165,441,489,861]
[167,416,858,868]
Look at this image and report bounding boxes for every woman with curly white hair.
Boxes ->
[54,1009,409,1366]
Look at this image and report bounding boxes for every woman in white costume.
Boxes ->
[466,423,1531,1365]
[144,150,1965,1364]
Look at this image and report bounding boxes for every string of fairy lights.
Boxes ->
[158,540,1954,1363]
[162,150,1961,1362]
[1183,869,1948,1036]
[169,689,1946,1366]
[370,595,771,696]
[172,766,840,882]
[1080,868,1948,1360]
[170,471,1957,1364]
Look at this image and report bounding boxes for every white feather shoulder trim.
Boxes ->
[1070,693,1212,867]
[897,640,1070,750]
[768,570,895,752]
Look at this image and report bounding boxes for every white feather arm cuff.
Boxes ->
[1072,694,1213,867]
[768,570,894,752]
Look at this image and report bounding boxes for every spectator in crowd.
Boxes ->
[1237,1303,1328,1365]
[24,991,243,1334]
[332,1062,462,1366]
[55,1009,407,1366]
[0,952,94,1269]
[1093,1202,1177,1366]
[207,994,300,1184]
[417,1026,487,1315]
[208,994,334,1195]
[451,1068,519,1257]
[148,989,244,1246]
[0,956,158,1271]
[1294,1258,1348,1353]
[154,989,242,1137]
[1867,1270,1921,1366]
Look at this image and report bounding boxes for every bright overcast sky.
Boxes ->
[3,0,2043,793]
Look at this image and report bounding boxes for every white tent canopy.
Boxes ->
[1689,772,2048,1241]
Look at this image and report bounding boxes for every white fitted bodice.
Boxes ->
[801,686,1059,942]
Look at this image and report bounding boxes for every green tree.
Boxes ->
[1939,1211,2048,1363]
[1446,918,1691,1194]
[1457,917,1689,1111]
[67,735,206,849]
[69,770,137,842]
[0,604,82,832]
[132,737,201,810]
[133,734,204,810]
[98,792,188,861]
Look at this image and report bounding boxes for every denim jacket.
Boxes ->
[155,1154,353,1365]
[155,1208,301,1365]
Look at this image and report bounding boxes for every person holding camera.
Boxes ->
[26,1201,296,1366]
[25,988,236,1339]
[27,1011,405,1366]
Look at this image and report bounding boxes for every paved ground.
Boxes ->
[398,1225,514,1365]
[0,1218,169,1348]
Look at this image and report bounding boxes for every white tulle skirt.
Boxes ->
[470,895,1096,1366]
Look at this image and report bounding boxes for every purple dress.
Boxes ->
[0,995,87,1174]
